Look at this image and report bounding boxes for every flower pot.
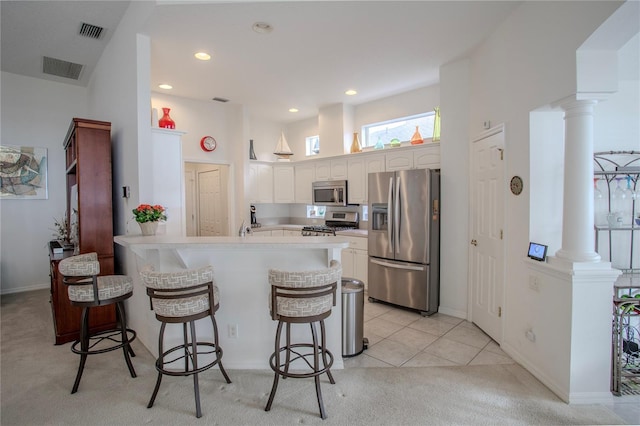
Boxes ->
[139,221,159,236]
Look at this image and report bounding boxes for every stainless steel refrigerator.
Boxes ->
[368,168,440,316]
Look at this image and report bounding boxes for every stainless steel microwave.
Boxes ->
[312,180,348,206]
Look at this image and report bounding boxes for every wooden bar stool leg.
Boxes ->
[147,322,166,409]
[71,307,90,394]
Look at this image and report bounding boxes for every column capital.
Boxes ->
[551,95,599,113]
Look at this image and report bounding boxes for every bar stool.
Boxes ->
[140,266,231,419]
[58,252,137,394]
[265,260,341,419]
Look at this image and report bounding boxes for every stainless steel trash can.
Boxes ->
[342,277,366,357]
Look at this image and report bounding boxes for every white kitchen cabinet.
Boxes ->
[347,157,365,204]
[249,163,273,203]
[283,230,300,236]
[271,229,284,236]
[315,159,348,181]
[385,150,413,171]
[315,160,330,181]
[251,230,271,237]
[273,165,295,203]
[340,235,368,289]
[294,163,315,204]
[330,159,348,180]
[413,143,441,169]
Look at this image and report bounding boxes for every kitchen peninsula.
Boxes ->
[115,235,348,369]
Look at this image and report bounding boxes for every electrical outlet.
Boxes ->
[529,276,539,292]
[228,324,238,339]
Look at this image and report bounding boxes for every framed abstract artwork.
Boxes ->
[0,145,48,199]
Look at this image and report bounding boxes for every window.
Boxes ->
[305,135,320,156]
[306,205,326,218]
[362,112,435,148]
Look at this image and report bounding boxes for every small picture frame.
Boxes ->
[528,242,547,261]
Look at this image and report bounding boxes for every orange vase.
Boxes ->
[410,126,423,145]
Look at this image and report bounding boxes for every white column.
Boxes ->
[555,98,601,263]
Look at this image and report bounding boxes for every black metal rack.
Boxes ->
[594,151,640,395]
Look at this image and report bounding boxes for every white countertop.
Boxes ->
[336,229,368,237]
[114,234,348,250]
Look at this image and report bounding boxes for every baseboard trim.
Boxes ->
[437,305,467,319]
[0,283,49,295]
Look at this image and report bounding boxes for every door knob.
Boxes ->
[470,239,478,246]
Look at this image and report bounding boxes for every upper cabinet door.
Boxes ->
[413,143,441,169]
[347,157,365,204]
[273,165,295,203]
[385,151,413,171]
[294,164,315,203]
[330,159,348,179]
[250,163,273,203]
[315,160,330,181]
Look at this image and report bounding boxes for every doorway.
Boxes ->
[184,162,230,236]
[469,125,506,344]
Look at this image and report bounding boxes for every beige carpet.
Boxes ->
[1,289,626,425]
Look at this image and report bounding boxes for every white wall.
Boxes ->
[354,85,440,135]
[439,59,470,319]
[464,0,626,402]
[0,72,88,293]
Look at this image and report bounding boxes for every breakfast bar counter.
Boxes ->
[114,235,349,369]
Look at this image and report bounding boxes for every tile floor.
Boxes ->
[344,296,514,368]
[344,296,640,424]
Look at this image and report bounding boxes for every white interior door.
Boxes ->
[469,125,505,343]
[198,166,229,236]
[184,169,196,236]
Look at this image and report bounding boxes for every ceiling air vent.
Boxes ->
[212,97,230,103]
[79,22,104,39]
[42,56,83,80]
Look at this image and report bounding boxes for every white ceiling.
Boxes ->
[3,1,524,123]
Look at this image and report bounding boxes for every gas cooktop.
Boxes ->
[301,211,359,236]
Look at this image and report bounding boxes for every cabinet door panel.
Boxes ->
[273,165,294,203]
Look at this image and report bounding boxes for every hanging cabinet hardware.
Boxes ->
[470,239,478,246]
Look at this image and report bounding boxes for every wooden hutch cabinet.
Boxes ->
[48,118,116,344]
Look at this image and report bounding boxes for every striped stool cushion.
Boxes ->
[269,260,341,318]
[68,275,133,303]
[140,266,219,318]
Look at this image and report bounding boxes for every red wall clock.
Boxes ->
[200,136,217,152]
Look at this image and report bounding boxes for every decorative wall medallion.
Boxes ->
[510,175,523,195]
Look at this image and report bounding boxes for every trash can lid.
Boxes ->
[341,277,364,293]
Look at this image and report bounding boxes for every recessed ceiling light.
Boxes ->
[194,52,211,61]
[159,84,173,90]
[345,89,357,96]
[289,108,299,113]
[252,22,273,34]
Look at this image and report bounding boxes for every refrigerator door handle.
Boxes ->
[387,176,394,251]
[371,258,425,272]
[394,176,401,254]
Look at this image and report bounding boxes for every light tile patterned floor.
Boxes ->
[344,296,514,368]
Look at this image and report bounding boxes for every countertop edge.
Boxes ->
[114,235,349,249]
